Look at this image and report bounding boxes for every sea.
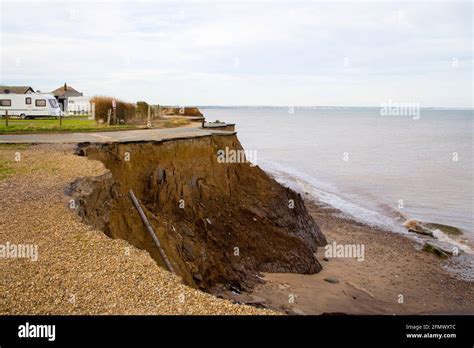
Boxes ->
[202,106,474,279]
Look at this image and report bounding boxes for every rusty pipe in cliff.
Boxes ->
[129,189,175,274]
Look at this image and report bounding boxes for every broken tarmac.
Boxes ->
[0,127,236,144]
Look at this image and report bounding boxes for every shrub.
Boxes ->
[136,101,150,121]
[91,96,136,124]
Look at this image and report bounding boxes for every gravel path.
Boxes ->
[0,144,273,315]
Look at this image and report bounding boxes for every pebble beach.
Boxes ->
[0,143,275,315]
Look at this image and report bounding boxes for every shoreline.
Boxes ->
[261,160,473,249]
[250,197,474,315]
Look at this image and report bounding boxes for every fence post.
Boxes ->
[112,100,117,125]
[59,112,62,126]
[147,105,152,128]
[91,102,96,120]
[5,110,8,127]
[107,109,111,126]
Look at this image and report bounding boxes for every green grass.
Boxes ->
[0,118,140,134]
[159,118,192,128]
[0,143,30,150]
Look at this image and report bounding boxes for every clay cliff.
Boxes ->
[162,107,203,117]
[70,134,326,292]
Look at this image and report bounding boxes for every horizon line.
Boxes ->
[192,105,474,110]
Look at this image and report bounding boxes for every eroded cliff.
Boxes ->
[70,134,326,292]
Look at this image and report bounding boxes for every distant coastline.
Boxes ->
[198,105,474,111]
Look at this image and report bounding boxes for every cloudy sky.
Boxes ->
[0,0,472,107]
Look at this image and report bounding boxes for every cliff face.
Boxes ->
[71,134,326,292]
[162,107,203,117]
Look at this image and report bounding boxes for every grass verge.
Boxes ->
[156,117,192,128]
[0,118,140,134]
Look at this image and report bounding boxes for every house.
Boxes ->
[0,86,35,94]
[50,83,83,112]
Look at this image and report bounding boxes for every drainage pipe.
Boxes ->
[129,189,175,274]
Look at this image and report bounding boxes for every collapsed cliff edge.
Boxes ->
[69,133,327,294]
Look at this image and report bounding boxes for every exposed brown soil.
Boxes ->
[70,134,326,293]
[162,107,203,117]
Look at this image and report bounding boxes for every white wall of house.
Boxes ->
[67,96,92,115]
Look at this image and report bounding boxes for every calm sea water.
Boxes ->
[202,107,474,261]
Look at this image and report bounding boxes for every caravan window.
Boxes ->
[35,99,47,107]
[25,97,32,105]
[48,99,58,108]
[0,99,12,106]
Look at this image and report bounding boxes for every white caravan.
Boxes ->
[0,93,61,119]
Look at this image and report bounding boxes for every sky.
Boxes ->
[0,0,472,107]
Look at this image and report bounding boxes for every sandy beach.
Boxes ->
[251,198,474,315]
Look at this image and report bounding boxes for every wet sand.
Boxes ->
[251,198,474,315]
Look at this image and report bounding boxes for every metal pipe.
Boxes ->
[129,189,175,273]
